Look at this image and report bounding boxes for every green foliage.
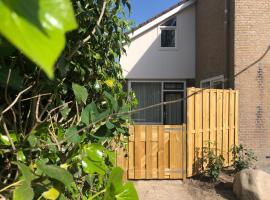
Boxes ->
[203,144,225,182]
[104,167,138,200]
[0,0,77,78]
[0,0,137,199]
[232,144,257,172]
[72,83,88,105]
[13,181,34,200]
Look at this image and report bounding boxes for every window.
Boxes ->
[200,75,224,89]
[130,81,185,125]
[160,17,177,48]
[131,82,162,123]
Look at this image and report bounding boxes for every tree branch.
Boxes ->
[66,0,107,61]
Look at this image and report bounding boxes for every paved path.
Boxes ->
[133,180,233,200]
[133,180,193,200]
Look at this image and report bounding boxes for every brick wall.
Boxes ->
[195,0,228,85]
[234,0,270,172]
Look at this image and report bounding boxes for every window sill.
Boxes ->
[158,47,178,51]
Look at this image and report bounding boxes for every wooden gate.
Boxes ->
[116,125,186,179]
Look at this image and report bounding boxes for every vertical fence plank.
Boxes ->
[187,88,195,177]
[170,127,177,179]
[195,89,203,173]
[146,126,152,179]
[202,89,210,170]
[152,126,158,179]
[216,90,223,156]
[210,90,217,153]
[134,125,146,179]
[164,128,170,179]
[235,91,239,147]
[224,91,230,166]
[128,126,135,179]
[158,126,165,178]
[229,90,235,165]
[176,125,183,179]
[182,124,187,180]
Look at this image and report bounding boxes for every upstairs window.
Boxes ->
[160,17,177,48]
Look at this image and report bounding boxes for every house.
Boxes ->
[120,0,270,172]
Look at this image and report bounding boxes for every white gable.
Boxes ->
[120,4,196,80]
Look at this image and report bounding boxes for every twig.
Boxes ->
[20,93,52,102]
[1,85,33,116]
[4,69,17,131]
[35,95,54,123]
[0,180,22,193]
[89,189,106,200]
[48,114,61,151]
[46,101,73,117]
[2,120,16,151]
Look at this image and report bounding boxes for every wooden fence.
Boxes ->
[186,88,239,177]
[117,88,239,180]
[116,125,187,179]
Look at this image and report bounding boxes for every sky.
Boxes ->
[128,0,180,25]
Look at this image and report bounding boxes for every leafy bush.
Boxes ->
[0,0,138,199]
[203,145,225,182]
[232,144,257,172]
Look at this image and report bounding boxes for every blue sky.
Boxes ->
[128,0,180,25]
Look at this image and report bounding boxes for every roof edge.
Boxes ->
[129,0,195,39]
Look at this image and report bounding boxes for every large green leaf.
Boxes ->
[36,161,73,187]
[81,102,98,125]
[0,0,77,78]
[65,126,81,144]
[81,102,110,125]
[104,91,118,112]
[14,162,37,184]
[81,144,109,175]
[13,180,34,200]
[104,167,138,200]
[72,83,88,104]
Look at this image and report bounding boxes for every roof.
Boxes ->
[129,0,195,39]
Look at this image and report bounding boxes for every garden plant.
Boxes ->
[0,0,138,199]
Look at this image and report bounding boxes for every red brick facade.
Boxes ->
[196,0,270,171]
[234,0,270,171]
[195,0,228,84]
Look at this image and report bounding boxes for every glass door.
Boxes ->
[163,92,184,125]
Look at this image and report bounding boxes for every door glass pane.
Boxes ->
[164,92,184,125]
[131,82,162,123]
[164,82,184,90]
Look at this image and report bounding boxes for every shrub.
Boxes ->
[203,144,225,182]
[232,144,257,172]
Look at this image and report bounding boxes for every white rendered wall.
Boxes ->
[120,5,196,80]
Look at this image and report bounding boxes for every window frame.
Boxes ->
[159,16,178,50]
[200,75,225,89]
[128,80,186,125]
